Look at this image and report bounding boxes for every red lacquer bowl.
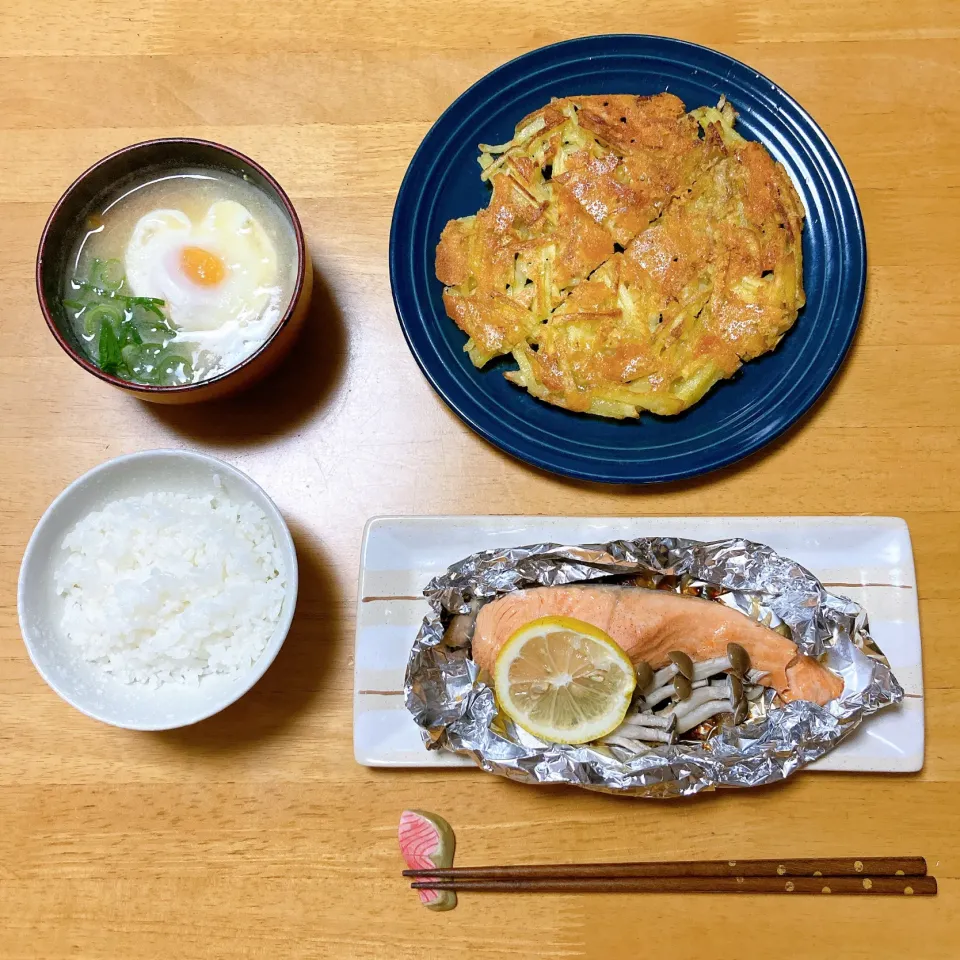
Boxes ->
[36,138,312,404]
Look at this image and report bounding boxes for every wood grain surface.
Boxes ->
[1,2,958,957]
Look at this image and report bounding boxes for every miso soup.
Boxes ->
[61,168,298,386]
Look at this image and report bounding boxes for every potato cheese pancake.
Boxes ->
[435,94,805,419]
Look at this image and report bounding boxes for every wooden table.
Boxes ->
[1,2,957,956]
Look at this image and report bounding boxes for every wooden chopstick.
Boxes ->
[403,856,927,880]
[410,876,937,896]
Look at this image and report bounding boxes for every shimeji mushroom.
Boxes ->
[603,702,679,749]
[644,672,693,708]
[656,676,749,734]
[700,676,765,716]
[621,707,676,730]
[603,735,654,755]
[746,668,769,685]
[599,646,770,754]
[649,650,696,689]
[655,682,731,718]
[687,642,752,682]
[646,643,751,699]
[634,660,655,692]
[635,710,676,731]
[614,717,676,744]
[443,601,480,648]
[674,698,741,734]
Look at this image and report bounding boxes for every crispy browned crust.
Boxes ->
[434,94,805,416]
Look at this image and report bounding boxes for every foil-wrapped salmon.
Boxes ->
[471,584,843,706]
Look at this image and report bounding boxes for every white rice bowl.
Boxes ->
[18,450,298,729]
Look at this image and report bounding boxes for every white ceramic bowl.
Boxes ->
[18,449,298,730]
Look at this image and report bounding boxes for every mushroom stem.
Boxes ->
[603,735,653,755]
[657,685,727,718]
[690,656,731,681]
[643,682,671,708]
[624,710,676,731]
[614,721,675,744]
[651,665,671,688]
[659,677,745,722]
[643,680,680,708]
[654,647,752,687]
[675,699,733,734]
[689,653,753,682]
[650,652,695,687]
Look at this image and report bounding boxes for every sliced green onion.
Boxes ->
[159,354,194,385]
[134,344,164,379]
[68,280,167,312]
[133,302,174,329]
[127,295,166,307]
[64,260,177,383]
[83,302,124,336]
[142,301,168,320]
[92,258,125,292]
[121,344,142,369]
[119,318,143,346]
[97,317,124,374]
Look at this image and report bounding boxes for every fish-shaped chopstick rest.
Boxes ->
[398,810,457,911]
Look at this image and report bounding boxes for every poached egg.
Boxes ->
[124,200,285,365]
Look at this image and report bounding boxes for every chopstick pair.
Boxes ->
[405,857,937,897]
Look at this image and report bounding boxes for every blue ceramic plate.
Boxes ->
[390,35,865,483]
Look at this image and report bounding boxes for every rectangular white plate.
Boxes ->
[354,517,923,773]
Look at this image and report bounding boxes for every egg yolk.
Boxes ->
[179,245,226,287]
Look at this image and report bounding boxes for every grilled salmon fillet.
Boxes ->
[472,585,842,706]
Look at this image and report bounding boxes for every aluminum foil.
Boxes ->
[405,537,904,798]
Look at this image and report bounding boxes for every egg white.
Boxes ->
[124,200,283,350]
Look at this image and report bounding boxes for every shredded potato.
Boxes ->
[436,94,806,419]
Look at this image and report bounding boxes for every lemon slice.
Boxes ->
[492,616,636,744]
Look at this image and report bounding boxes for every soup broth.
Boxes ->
[62,168,298,386]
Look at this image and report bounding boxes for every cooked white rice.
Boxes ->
[54,486,286,685]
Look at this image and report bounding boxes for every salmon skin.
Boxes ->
[398,810,457,911]
[472,585,843,706]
